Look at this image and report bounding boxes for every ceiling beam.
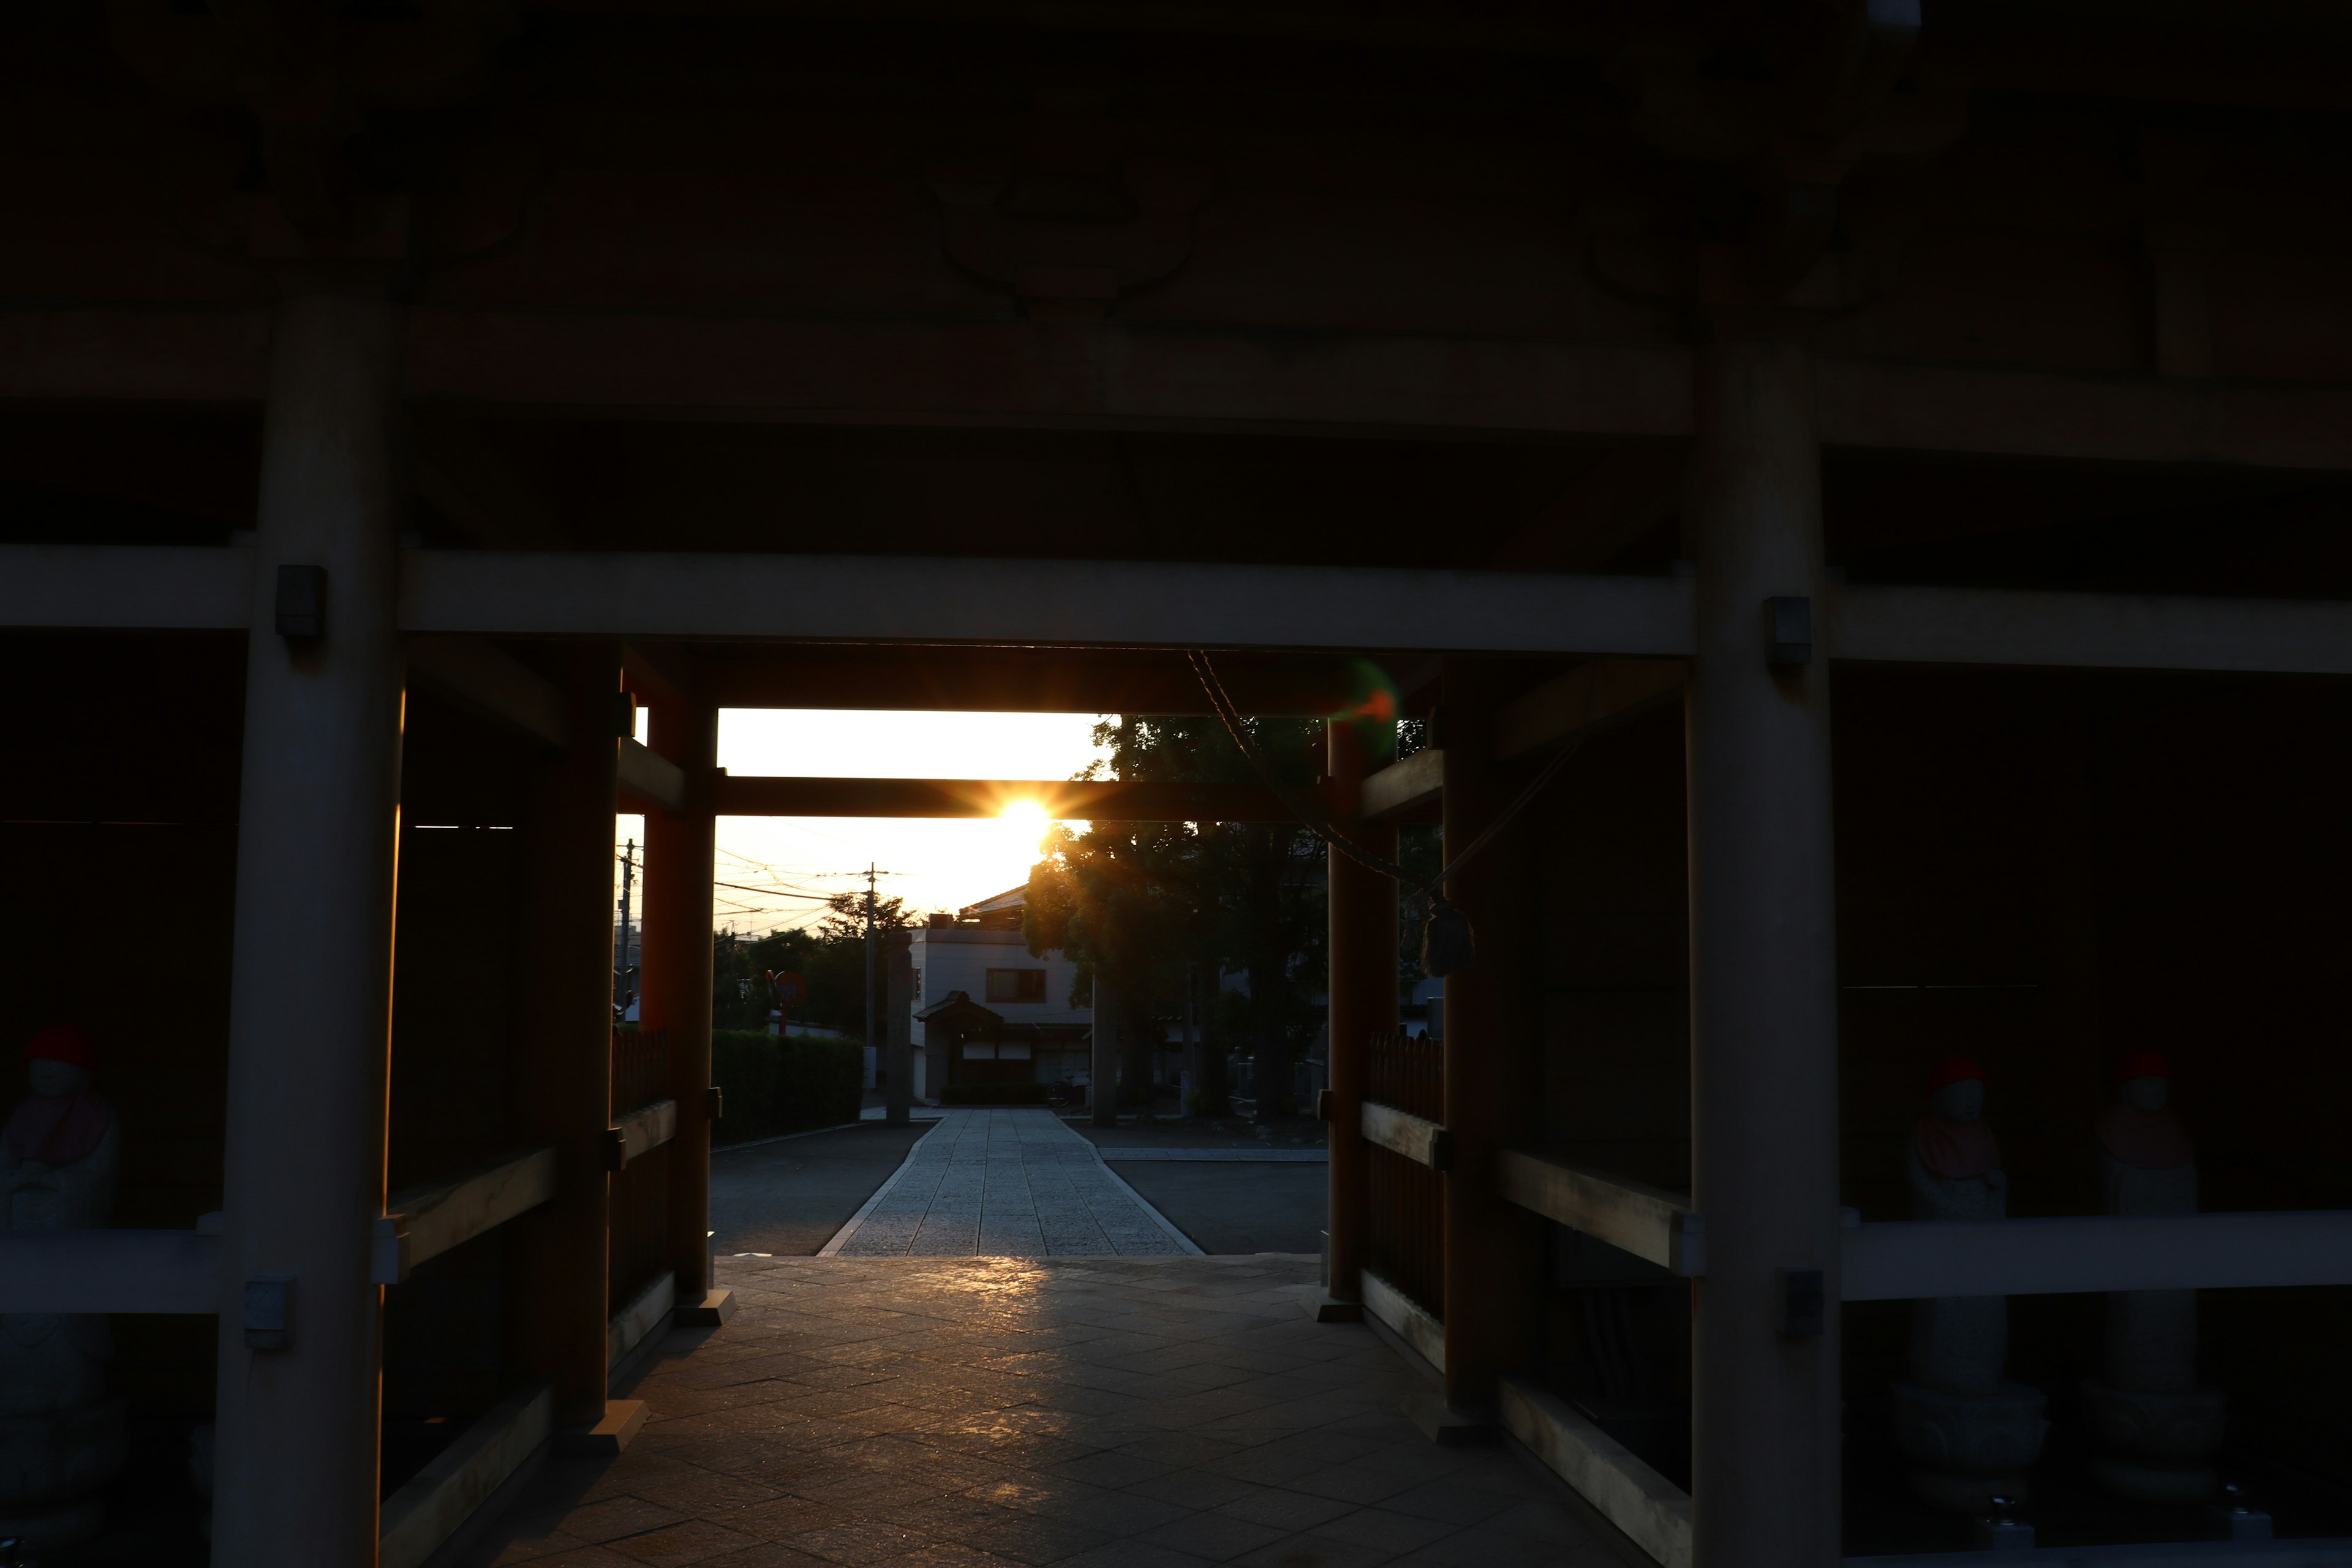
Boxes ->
[14,306,2352,472]
[710,775,1362,823]
[399,550,1694,657]
[1830,583,2352,676]
[699,649,1382,715]
[13,546,2352,680]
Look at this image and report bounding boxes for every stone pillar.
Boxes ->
[507,647,625,1438]
[1684,335,1842,1567]
[886,932,913,1121]
[1324,720,1396,1303]
[641,695,722,1320]
[1091,973,1120,1126]
[1438,671,1545,1415]
[211,293,405,1568]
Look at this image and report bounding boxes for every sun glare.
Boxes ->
[998,798,1051,849]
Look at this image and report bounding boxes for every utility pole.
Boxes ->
[863,862,878,1096]
[616,837,637,1019]
[1182,961,1198,1116]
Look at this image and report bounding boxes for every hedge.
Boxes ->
[939,1082,1058,1106]
[710,1030,862,1143]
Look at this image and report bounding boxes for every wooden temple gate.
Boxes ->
[5,3,2352,1564]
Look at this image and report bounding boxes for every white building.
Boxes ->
[905,888,1092,1098]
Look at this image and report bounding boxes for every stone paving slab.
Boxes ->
[462,1255,1626,1568]
[828,1110,1200,1259]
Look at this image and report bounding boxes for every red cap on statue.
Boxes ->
[1927,1055,1984,1094]
[23,1025,97,1071]
[2117,1050,2170,1082]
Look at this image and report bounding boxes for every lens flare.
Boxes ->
[1335,659,1403,759]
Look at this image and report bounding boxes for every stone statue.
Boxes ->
[2082,1052,2224,1502]
[0,1026,129,1550]
[1891,1057,2048,1510]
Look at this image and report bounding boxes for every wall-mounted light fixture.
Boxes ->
[274,565,326,641]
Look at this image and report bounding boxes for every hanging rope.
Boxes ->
[1185,650,1598,973]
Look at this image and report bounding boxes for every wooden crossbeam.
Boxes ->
[13,545,2352,679]
[1497,1149,1706,1276]
[1362,1101,1449,1170]
[617,739,686,812]
[711,775,1308,822]
[404,636,565,750]
[0,545,250,630]
[606,1098,678,1170]
[372,1146,559,1286]
[1841,1209,2352,1301]
[1361,748,1444,820]
[1493,657,1687,761]
[1833,583,2352,676]
[0,1229,221,1313]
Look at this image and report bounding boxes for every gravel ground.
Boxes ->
[708,1120,933,1256]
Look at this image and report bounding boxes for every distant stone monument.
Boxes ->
[0,1026,128,1550]
[1891,1056,2048,1510]
[2082,1051,2224,1502]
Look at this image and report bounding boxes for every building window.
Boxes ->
[986,968,1047,1003]
[962,1042,997,1060]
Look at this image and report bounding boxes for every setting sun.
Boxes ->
[628,710,1111,934]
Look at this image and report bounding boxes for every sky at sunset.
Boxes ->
[615,709,1112,937]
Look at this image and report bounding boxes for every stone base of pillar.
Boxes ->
[2081,1378,2225,1504]
[556,1400,649,1457]
[675,1289,737,1327]
[0,1497,103,1552]
[1401,1387,1498,1447]
[1297,1292,1363,1324]
[1893,1381,2048,1510]
[0,1395,127,1550]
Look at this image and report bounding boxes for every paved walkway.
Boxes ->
[467,1256,1621,1568]
[827,1110,1199,1259]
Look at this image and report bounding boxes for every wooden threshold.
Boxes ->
[379,1383,552,1568]
[1499,1377,1691,1568]
[1360,1268,1446,1376]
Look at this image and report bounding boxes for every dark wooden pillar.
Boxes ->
[641,693,726,1324]
[1325,718,1396,1305]
[1438,667,1546,1414]
[508,646,633,1443]
[1684,334,1841,1564]
[213,293,404,1568]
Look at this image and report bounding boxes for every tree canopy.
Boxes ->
[712,890,919,1036]
[1021,715,1328,1114]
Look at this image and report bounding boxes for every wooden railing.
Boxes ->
[1364,1031,1446,1325]
[612,1027,671,1118]
[609,1029,674,1310]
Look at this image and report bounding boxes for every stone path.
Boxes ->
[466,1255,1623,1568]
[827,1110,1200,1259]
